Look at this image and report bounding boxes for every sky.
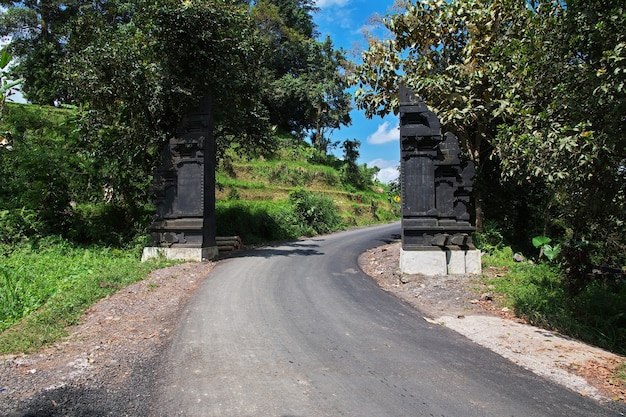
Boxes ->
[313,0,400,183]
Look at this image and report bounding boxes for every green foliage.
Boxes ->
[353,0,626,271]
[0,104,78,239]
[289,189,343,235]
[216,200,294,245]
[0,48,22,115]
[0,209,44,248]
[483,247,626,355]
[532,236,562,262]
[58,0,272,210]
[492,0,626,268]
[473,220,506,255]
[2,0,353,199]
[341,139,378,191]
[67,203,153,247]
[0,239,175,353]
[251,1,352,146]
[0,103,151,246]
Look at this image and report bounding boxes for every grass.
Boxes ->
[482,246,626,356]
[227,159,340,189]
[0,239,176,354]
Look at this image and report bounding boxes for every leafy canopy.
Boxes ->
[353,0,626,266]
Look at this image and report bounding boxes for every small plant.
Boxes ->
[0,48,23,117]
[616,361,626,384]
[474,221,505,254]
[227,187,241,200]
[532,236,561,261]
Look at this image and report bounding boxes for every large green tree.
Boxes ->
[354,0,625,266]
[56,0,270,208]
[251,0,352,150]
[0,0,81,104]
[493,0,626,265]
[353,0,530,231]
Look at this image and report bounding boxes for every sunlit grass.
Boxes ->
[482,249,626,356]
[0,240,176,354]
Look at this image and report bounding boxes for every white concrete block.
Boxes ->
[141,246,218,262]
[447,249,467,275]
[465,249,482,274]
[400,249,447,275]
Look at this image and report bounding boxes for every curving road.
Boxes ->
[152,223,618,417]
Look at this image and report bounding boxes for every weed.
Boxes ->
[616,362,626,383]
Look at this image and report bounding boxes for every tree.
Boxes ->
[0,0,81,104]
[492,0,626,265]
[251,0,351,150]
[353,0,529,231]
[353,0,626,266]
[57,0,270,208]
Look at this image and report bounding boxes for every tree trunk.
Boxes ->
[472,125,485,233]
[474,187,484,233]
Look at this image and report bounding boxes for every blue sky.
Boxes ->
[313,0,400,183]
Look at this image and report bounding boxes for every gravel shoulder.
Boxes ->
[1,240,625,416]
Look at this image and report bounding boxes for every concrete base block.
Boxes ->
[400,248,482,276]
[465,249,482,274]
[447,249,467,275]
[400,249,448,275]
[141,246,218,262]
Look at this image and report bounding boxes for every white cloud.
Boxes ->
[315,0,351,7]
[366,120,399,145]
[368,158,399,184]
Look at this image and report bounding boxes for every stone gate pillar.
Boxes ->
[142,96,218,262]
[399,86,481,275]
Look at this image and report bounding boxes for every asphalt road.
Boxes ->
[152,223,619,417]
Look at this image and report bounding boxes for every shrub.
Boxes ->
[216,200,294,244]
[289,189,343,235]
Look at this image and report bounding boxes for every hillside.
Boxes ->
[214,148,400,245]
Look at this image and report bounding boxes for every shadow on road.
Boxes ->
[218,240,325,259]
[6,385,144,417]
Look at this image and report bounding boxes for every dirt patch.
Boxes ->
[358,241,626,406]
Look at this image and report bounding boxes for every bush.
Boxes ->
[216,200,294,244]
[0,209,44,248]
[67,203,151,246]
[289,189,343,235]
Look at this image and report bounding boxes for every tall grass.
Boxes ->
[482,248,626,355]
[0,239,174,353]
